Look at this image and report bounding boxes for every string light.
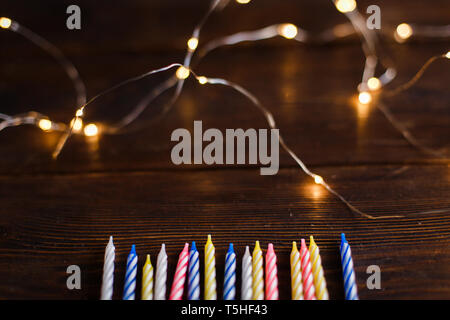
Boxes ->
[334,0,357,13]
[314,175,324,185]
[70,118,83,133]
[395,23,413,41]
[0,17,12,29]
[278,23,298,39]
[358,91,372,104]
[187,37,199,51]
[367,77,381,91]
[236,0,251,4]
[446,51,450,59]
[38,119,52,131]
[176,66,190,80]
[197,76,208,85]
[84,123,99,137]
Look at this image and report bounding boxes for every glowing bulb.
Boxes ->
[75,108,83,117]
[38,119,52,131]
[358,91,372,104]
[236,0,251,4]
[445,51,450,59]
[367,77,381,91]
[197,76,208,85]
[0,17,12,29]
[314,175,324,185]
[84,123,98,137]
[187,37,199,51]
[176,66,190,80]
[278,24,298,39]
[396,23,413,40]
[335,0,357,13]
[70,117,83,133]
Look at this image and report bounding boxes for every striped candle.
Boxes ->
[141,254,154,300]
[169,243,189,300]
[309,236,329,300]
[123,244,137,300]
[155,244,168,300]
[265,243,279,300]
[187,241,200,300]
[223,243,236,300]
[204,235,217,300]
[290,241,303,300]
[252,241,264,300]
[241,246,253,300]
[100,236,115,300]
[300,239,316,300]
[340,233,359,300]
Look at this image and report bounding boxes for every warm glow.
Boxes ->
[446,51,450,59]
[236,0,251,4]
[314,175,324,185]
[396,23,413,40]
[38,119,52,131]
[84,123,98,136]
[358,91,372,104]
[70,117,83,133]
[278,23,298,39]
[176,66,190,80]
[367,77,381,91]
[75,108,83,117]
[335,0,357,13]
[197,76,208,85]
[187,37,199,51]
[0,17,12,29]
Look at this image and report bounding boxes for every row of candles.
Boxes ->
[101,234,358,300]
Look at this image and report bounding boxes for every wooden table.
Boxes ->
[0,0,449,299]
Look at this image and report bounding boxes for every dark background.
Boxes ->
[0,0,449,299]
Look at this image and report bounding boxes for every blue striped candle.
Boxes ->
[123,244,138,300]
[340,233,359,300]
[187,241,200,300]
[223,243,236,300]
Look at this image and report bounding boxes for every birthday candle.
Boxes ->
[290,241,303,300]
[241,246,253,300]
[141,254,154,300]
[188,241,200,300]
[169,243,189,300]
[204,235,217,300]
[155,244,168,300]
[252,241,264,300]
[300,239,316,300]
[265,243,279,300]
[340,233,359,300]
[309,236,329,300]
[223,243,236,300]
[100,236,115,300]
[123,244,137,300]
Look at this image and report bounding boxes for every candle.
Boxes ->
[340,233,359,300]
[300,239,316,300]
[141,254,153,300]
[290,241,303,300]
[223,243,236,300]
[252,240,264,300]
[188,241,200,300]
[204,234,217,300]
[169,243,189,300]
[265,243,279,300]
[100,236,115,300]
[155,244,168,300]
[309,236,329,300]
[123,244,137,300]
[241,246,253,300]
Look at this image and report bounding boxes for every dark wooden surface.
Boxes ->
[0,0,449,299]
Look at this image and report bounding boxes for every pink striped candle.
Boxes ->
[265,243,279,300]
[169,243,189,300]
[300,239,316,300]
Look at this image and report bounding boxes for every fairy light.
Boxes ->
[70,117,83,133]
[358,91,372,104]
[446,51,450,59]
[38,119,52,131]
[75,108,84,117]
[367,77,381,91]
[314,175,324,185]
[187,37,199,51]
[335,0,357,13]
[236,0,251,4]
[278,23,298,39]
[197,76,208,85]
[84,123,98,137]
[396,23,413,41]
[0,17,12,29]
[176,66,190,80]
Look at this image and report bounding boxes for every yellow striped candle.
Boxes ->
[309,236,329,300]
[204,235,217,300]
[290,241,303,300]
[252,241,264,300]
[141,254,154,300]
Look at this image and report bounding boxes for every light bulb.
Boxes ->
[0,17,12,29]
[367,77,381,91]
[197,76,208,85]
[70,117,83,133]
[445,51,450,59]
[236,0,251,4]
[396,23,413,40]
[176,66,190,80]
[75,108,83,117]
[187,37,199,51]
[358,91,372,104]
[38,119,52,131]
[278,24,298,39]
[314,175,324,185]
[84,123,98,137]
[335,0,357,13]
